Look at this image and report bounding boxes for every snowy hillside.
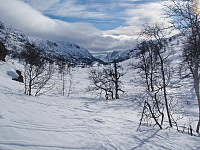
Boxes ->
[0,26,95,65]
[0,56,200,150]
[29,37,95,65]
[96,49,136,63]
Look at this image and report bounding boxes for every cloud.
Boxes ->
[0,0,57,33]
[0,0,114,52]
[105,2,167,36]
[46,0,107,19]
[0,0,166,53]
[23,0,142,21]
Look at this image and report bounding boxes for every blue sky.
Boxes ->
[0,0,166,52]
[26,0,161,30]
[42,0,154,30]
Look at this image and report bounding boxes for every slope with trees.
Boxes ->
[164,0,200,133]
[21,43,54,96]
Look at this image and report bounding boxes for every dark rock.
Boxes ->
[0,41,7,61]
[13,70,24,83]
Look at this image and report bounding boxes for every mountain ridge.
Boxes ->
[0,22,97,65]
[0,21,137,65]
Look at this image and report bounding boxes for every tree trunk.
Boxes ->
[62,71,65,96]
[193,14,200,134]
[159,54,173,127]
[114,61,119,99]
[28,67,32,96]
[29,79,32,96]
[24,65,27,94]
[196,103,200,133]
[193,62,200,133]
[194,78,200,133]
[145,101,162,129]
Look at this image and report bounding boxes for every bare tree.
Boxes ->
[88,62,124,100]
[110,60,125,99]
[57,57,67,96]
[164,0,200,133]
[21,43,54,96]
[136,23,173,128]
[88,67,114,100]
[57,58,74,96]
[136,40,164,129]
[67,71,75,97]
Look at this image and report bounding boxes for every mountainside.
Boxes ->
[0,25,96,65]
[96,34,182,63]
[29,37,95,64]
[96,49,136,63]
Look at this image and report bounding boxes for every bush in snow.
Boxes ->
[21,43,54,96]
[87,61,124,100]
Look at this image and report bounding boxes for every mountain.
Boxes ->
[0,21,137,65]
[97,34,182,63]
[96,49,136,63]
[0,24,96,65]
[0,21,140,65]
[29,37,95,65]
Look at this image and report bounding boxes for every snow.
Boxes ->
[0,57,200,150]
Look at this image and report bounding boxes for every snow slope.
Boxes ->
[0,57,200,150]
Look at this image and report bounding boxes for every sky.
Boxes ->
[0,0,167,52]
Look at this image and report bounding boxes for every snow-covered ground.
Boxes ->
[0,57,200,150]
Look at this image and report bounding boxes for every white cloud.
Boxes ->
[0,0,110,51]
[0,0,168,52]
[21,0,109,20]
[105,2,169,36]
[22,0,141,20]
[0,0,57,33]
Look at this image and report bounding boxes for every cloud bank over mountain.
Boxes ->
[0,0,166,52]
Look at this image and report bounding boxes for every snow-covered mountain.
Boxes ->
[0,25,96,65]
[0,27,29,53]
[96,49,136,63]
[0,21,138,65]
[29,37,95,64]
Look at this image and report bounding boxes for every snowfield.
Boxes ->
[0,58,200,150]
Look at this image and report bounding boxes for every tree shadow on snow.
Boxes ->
[7,71,18,79]
[131,129,164,150]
